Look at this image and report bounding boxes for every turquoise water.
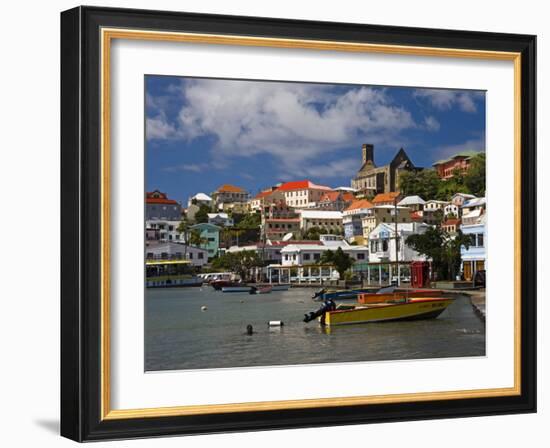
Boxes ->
[145,287,485,371]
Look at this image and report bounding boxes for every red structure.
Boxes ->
[432,151,482,180]
[411,261,431,288]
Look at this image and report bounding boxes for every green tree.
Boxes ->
[463,153,486,196]
[302,226,324,240]
[406,228,472,280]
[211,250,263,281]
[398,169,441,199]
[194,204,211,224]
[234,212,261,229]
[319,247,354,279]
[188,229,208,247]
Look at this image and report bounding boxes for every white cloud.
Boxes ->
[413,89,484,113]
[424,116,441,131]
[147,79,417,175]
[162,163,209,173]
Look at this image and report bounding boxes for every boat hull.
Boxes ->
[221,286,252,293]
[323,298,453,326]
[146,277,203,288]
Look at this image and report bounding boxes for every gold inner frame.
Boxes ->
[100,28,522,420]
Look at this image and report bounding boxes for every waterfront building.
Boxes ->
[277,180,332,208]
[207,212,234,227]
[460,212,486,281]
[299,210,343,234]
[397,195,426,212]
[211,184,249,209]
[262,202,301,241]
[146,190,182,220]
[342,199,373,244]
[145,241,208,267]
[190,223,221,259]
[433,151,483,180]
[316,191,355,211]
[351,144,420,195]
[368,222,429,263]
[227,240,320,265]
[187,192,213,208]
[361,205,412,239]
[146,220,185,242]
[280,235,368,267]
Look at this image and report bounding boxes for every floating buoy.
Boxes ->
[201,305,208,311]
[246,324,254,335]
[268,321,284,327]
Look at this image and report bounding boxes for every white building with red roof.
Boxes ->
[276,180,332,208]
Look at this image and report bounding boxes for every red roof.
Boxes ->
[319,191,340,202]
[443,218,461,226]
[146,190,179,205]
[254,190,272,199]
[216,184,245,193]
[277,180,332,192]
[372,192,400,204]
[344,199,373,212]
[342,192,355,202]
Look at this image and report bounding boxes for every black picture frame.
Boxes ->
[61,5,536,442]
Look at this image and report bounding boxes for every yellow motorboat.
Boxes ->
[304,297,453,327]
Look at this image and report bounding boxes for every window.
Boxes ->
[313,253,320,261]
[303,253,311,261]
[189,252,193,259]
[382,240,388,251]
[477,233,484,247]
[357,253,365,260]
[198,252,204,259]
[208,237,215,242]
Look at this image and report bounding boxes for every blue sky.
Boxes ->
[146,75,485,204]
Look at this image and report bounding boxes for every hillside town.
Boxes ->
[145,143,486,289]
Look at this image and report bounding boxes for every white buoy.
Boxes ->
[201,306,208,311]
[268,320,284,327]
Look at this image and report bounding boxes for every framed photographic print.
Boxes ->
[60,6,536,441]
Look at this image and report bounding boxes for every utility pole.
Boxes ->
[393,197,400,286]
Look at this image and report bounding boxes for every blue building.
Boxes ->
[342,199,373,244]
[190,223,221,259]
[460,212,486,281]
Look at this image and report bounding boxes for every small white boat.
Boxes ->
[221,286,252,293]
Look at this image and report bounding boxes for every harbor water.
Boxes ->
[145,286,485,371]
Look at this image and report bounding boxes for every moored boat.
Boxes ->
[211,280,243,290]
[250,285,273,294]
[312,288,373,301]
[221,286,253,293]
[357,288,444,304]
[146,260,203,288]
[304,297,453,326]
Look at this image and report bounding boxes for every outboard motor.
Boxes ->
[249,286,257,295]
[303,299,336,323]
[311,288,327,301]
